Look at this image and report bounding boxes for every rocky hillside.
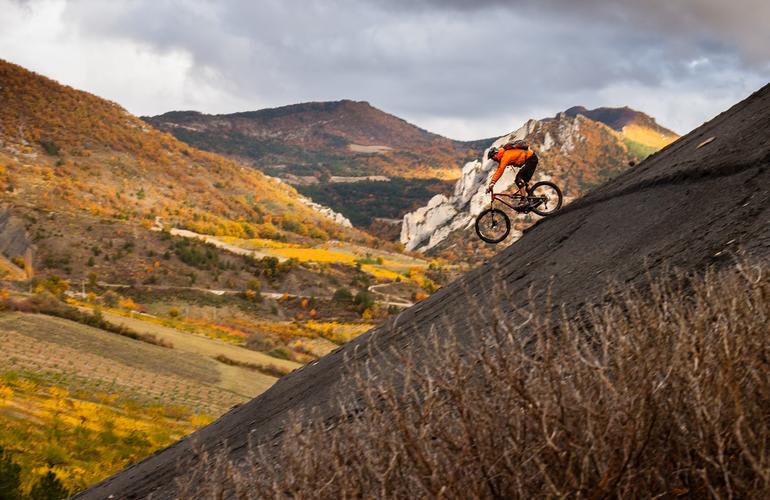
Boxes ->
[80,82,770,499]
[401,107,678,255]
[564,105,679,153]
[144,101,484,230]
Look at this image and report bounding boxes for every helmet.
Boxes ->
[487,147,499,161]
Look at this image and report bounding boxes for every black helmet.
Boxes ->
[487,147,499,160]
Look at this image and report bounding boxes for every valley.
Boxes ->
[144,101,483,228]
[0,56,680,496]
[1,1,764,498]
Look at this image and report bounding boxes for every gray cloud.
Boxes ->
[4,0,769,138]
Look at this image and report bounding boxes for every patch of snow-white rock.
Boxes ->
[298,196,353,228]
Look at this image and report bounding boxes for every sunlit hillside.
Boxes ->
[145,100,479,181]
[564,105,679,157]
[0,59,366,244]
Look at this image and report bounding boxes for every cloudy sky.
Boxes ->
[2,0,769,140]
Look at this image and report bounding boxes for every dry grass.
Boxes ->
[179,261,770,498]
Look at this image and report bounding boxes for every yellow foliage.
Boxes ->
[270,248,358,264]
[303,320,373,344]
[622,123,677,150]
[0,371,211,493]
[361,265,403,281]
[0,385,13,404]
[219,237,298,250]
[118,297,139,311]
[190,414,213,427]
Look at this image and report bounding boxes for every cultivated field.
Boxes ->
[0,313,260,414]
[0,311,277,493]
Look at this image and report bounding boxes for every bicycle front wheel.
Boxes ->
[475,208,510,243]
[528,181,563,216]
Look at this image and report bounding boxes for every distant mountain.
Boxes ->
[144,102,486,231]
[401,107,679,256]
[144,101,479,180]
[0,59,366,286]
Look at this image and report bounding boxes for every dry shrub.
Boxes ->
[183,262,769,498]
[213,354,291,378]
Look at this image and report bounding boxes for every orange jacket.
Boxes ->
[489,148,534,184]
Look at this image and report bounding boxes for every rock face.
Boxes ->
[401,108,675,253]
[0,207,32,258]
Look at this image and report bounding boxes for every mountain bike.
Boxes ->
[475,181,563,244]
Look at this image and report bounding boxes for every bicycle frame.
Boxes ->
[490,192,525,211]
[490,191,544,210]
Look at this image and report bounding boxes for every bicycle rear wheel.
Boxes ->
[475,208,510,243]
[528,181,563,216]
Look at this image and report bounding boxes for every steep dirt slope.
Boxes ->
[81,85,770,498]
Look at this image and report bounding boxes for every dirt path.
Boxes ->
[367,283,413,308]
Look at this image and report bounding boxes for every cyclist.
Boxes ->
[485,140,539,209]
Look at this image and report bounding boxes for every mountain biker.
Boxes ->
[485,140,539,209]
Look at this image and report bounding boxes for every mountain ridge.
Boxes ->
[144,99,474,178]
[563,105,679,151]
[145,101,675,233]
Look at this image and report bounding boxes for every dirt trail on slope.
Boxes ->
[80,85,770,499]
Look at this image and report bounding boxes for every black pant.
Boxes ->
[515,154,539,188]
